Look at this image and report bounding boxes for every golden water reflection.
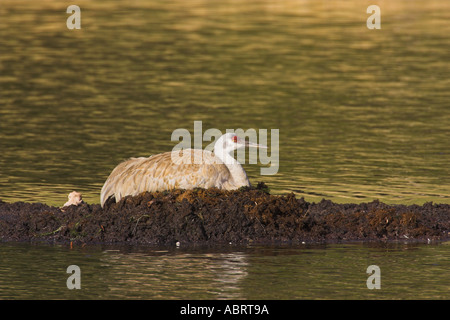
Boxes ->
[0,242,449,299]
[0,0,449,206]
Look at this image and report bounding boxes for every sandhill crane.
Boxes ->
[100,133,267,207]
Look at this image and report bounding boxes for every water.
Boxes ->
[0,242,448,300]
[0,0,449,301]
[0,0,449,206]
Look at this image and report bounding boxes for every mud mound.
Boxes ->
[0,183,449,245]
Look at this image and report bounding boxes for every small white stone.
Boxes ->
[62,191,83,207]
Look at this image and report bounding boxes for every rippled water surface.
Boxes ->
[0,0,449,206]
[0,0,449,301]
[0,242,448,299]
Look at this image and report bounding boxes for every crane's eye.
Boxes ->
[232,136,238,143]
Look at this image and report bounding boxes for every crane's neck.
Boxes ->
[214,148,250,188]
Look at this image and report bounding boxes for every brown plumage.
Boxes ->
[100,133,266,207]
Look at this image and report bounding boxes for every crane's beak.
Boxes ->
[245,140,268,149]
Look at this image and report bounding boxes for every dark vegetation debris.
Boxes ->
[0,183,449,245]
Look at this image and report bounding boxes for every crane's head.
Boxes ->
[215,133,267,155]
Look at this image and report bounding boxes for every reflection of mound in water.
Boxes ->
[0,182,449,245]
[99,250,248,299]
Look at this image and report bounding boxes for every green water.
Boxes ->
[0,242,448,299]
[0,0,449,206]
[0,0,449,301]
